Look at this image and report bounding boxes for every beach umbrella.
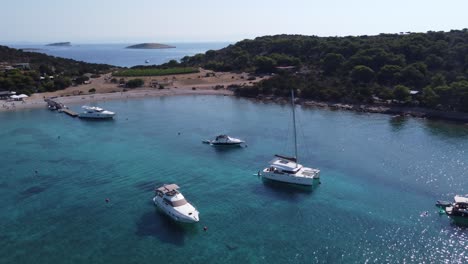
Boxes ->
[10,95,19,99]
[17,94,29,98]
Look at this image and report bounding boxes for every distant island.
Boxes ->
[126,43,176,49]
[46,42,71,46]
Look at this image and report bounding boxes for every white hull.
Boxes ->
[153,197,199,223]
[261,171,315,186]
[78,113,115,119]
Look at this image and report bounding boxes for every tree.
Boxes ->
[377,65,401,84]
[350,65,375,83]
[450,80,468,111]
[254,56,276,73]
[430,73,446,87]
[421,86,439,107]
[393,85,411,102]
[322,53,344,74]
[53,77,72,90]
[400,64,426,88]
[75,75,90,85]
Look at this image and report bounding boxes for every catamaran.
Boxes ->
[259,90,320,186]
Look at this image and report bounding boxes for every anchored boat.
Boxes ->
[259,90,320,186]
[203,135,244,146]
[78,105,115,119]
[153,184,199,223]
[437,195,468,226]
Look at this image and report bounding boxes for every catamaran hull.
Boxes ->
[261,172,315,186]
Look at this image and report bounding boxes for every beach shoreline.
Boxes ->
[0,87,233,112]
[0,69,262,112]
[1,70,467,124]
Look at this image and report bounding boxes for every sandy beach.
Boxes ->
[0,69,267,112]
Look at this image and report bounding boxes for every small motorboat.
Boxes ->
[437,195,468,226]
[203,135,244,146]
[153,184,199,223]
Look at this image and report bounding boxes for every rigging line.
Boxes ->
[296,107,313,161]
[282,107,292,156]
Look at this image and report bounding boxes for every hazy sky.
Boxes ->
[1,0,467,43]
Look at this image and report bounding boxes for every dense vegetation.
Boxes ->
[125,78,144,88]
[0,45,114,95]
[113,67,198,77]
[179,30,468,112]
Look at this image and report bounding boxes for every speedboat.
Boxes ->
[203,135,244,146]
[78,105,115,119]
[258,90,320,186]
[437,195,468,226]
[153,184,199,223]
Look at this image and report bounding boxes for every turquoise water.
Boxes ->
[1,95,467,263]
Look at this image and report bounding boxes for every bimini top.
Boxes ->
[454,195,468,204]
[156,184,180,195]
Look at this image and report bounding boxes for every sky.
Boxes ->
[1,0,467,43]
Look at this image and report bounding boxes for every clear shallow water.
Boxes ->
[0,96,467,263]
[5,43,230,67]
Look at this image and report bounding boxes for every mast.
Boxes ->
[291,89,298,166]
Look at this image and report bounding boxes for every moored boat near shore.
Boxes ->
[78,105,115,119]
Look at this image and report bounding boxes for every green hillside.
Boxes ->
[0,45,114,95]
[179,30,468,112]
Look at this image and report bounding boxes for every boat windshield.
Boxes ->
[164,198,188,207]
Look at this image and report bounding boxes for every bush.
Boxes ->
[126,78,144,88]
[75,75,90,85]
[88,88,96,93]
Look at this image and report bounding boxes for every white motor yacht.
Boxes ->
[259,90,320,186]
[204,135,244,146]
[78,105,115,119]
[153,184,199,223]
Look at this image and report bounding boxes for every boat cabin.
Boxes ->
[155,184,188,207]
[215,135,228,140]
[267,157,302,174]
[453,196,468,212]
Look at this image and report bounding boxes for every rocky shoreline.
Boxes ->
[248,96,468,123]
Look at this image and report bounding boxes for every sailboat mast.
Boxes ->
[291,89,298,165]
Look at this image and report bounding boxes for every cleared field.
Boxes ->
[113,67,199,77]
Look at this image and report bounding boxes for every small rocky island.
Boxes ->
[126,43,176,49]
[46,42,71,46]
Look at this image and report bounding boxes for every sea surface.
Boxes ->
[5,42,230,67]
[0,96,467,263]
